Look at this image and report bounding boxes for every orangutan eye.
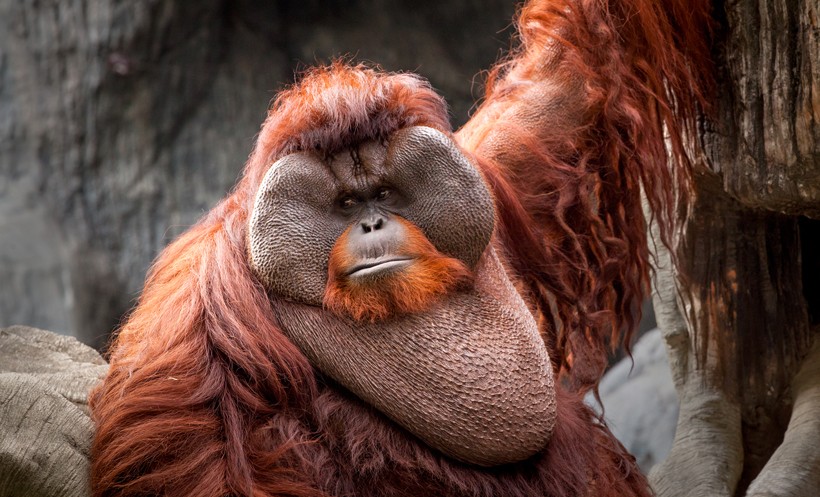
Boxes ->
[339,196,359,209]
[339,195,359,209]
[375,187,391,201]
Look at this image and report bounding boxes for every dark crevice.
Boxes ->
[708,0,737,177]
[799,217,820,325]
[750,1,766,182]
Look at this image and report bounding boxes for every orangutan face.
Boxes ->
[248,126,556,466]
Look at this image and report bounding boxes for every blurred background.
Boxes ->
[1,0,523,348]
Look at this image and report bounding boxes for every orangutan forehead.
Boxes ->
[261,137,391,194]
[325,140,389,189]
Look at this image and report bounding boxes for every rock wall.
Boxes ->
[0,0,516,347]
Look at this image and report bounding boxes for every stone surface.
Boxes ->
[587,329,678,472]
[0,325,107,497]
[0,0,516,347]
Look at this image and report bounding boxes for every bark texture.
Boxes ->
[0,0,515,348]
[706,0,819,217]
[649,0,820,495]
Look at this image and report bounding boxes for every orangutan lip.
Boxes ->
[347,258,413,277]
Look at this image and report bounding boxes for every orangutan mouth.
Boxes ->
[346,257,413,277]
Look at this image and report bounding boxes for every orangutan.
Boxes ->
[90,0,712,495]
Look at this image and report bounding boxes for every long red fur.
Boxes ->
[459,0,713,390]
[90,1,713,496]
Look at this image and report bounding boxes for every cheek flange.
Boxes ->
[248,153,343,305]
[386,126,495,269]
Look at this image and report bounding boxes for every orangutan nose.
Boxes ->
[345,214,406,261]
[360,215,384,233]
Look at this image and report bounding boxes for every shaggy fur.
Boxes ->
[459,0,713,390]
[90,0,713,496]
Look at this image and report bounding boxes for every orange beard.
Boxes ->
[324,218,472,322]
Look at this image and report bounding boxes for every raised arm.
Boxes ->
[457,0,713,390]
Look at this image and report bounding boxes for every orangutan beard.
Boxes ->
[323,219,472,322]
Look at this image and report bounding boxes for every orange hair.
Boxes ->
[324,217,471,322]
[89,0,714,494]
[90,66,453,497]
[461,0,714,390]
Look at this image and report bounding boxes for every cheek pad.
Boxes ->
[387,127,495,268]
[248,153,343,305]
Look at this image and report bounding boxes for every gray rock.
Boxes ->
[586,328,678,472]
[0,0,516,348]
[0,326,106,497]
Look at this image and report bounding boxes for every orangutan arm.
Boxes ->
[455,0,713,389]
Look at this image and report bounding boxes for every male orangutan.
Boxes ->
[90,0,713,495]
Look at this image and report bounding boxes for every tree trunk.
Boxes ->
[648,0,820,495]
